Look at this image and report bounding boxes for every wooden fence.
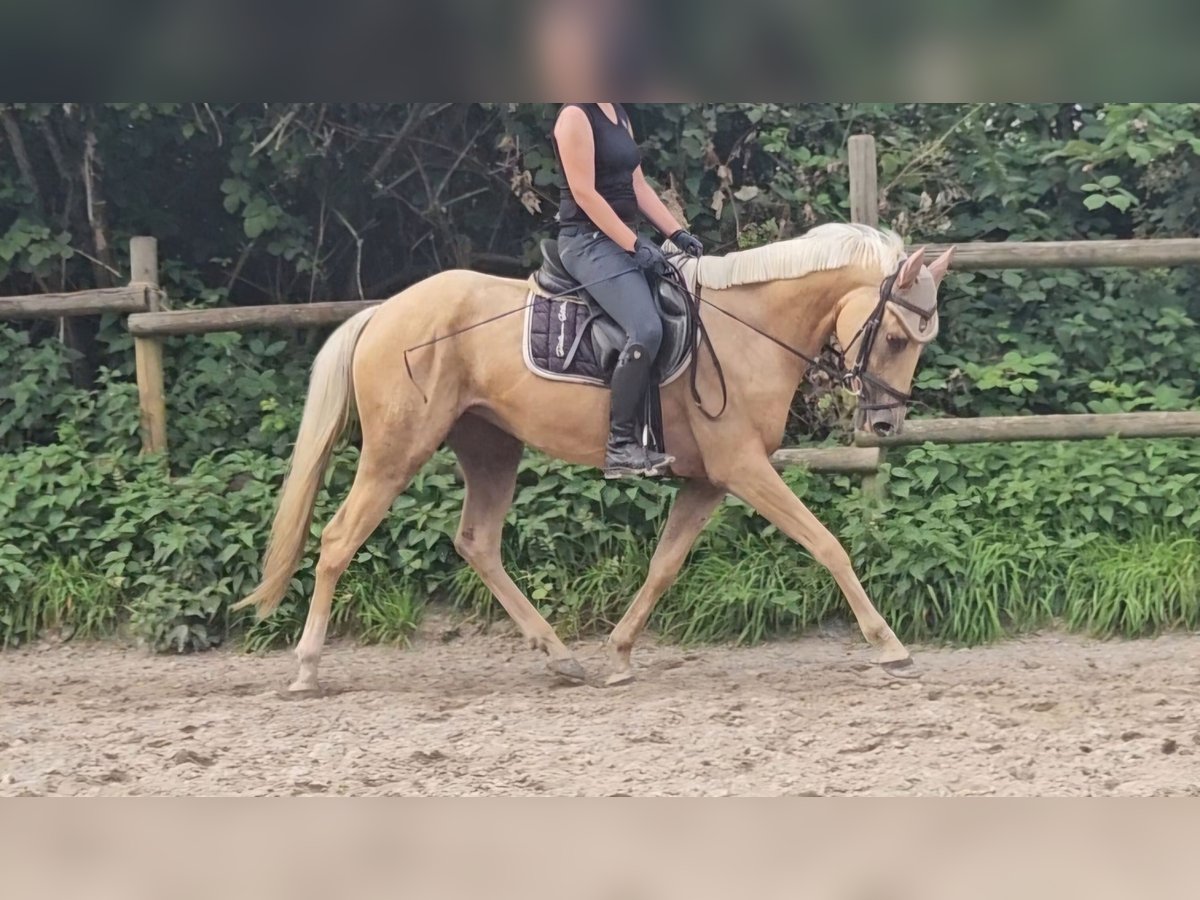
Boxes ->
[839,134,1200,487]
[5,135,1200,474]
[0,237,169,454]
[0,237,163,321]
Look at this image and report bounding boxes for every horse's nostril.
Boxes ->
[873,421,894,437]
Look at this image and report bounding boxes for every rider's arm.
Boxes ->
[554,107,639,253]
[632,166,685,238]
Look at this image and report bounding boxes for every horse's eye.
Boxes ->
[886,333,909,351]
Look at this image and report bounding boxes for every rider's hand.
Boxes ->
[630,235,669,275]
[669,229,703,258]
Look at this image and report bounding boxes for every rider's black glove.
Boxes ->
[669,229,703,258]
[630,235,669,276]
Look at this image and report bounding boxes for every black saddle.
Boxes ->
[529,239,693,385]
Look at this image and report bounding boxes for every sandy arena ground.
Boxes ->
[2,620,1198,796]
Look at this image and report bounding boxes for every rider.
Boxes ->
[551,102,704,479]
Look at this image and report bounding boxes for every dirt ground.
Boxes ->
[2,619,1198,796]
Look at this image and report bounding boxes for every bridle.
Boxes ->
[837,268,938,412]
[663,256,931,419]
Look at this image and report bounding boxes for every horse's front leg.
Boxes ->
[721,455,915,674]
[605,479,726,685]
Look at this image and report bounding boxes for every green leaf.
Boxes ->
[1083,194,1107,210]
[244,215,267,239]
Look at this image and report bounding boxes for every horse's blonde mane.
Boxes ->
[682,223,905,290]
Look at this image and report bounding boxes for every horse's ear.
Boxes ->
[895,247,925,290]
[927,246,955,287]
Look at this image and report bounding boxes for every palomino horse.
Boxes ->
[234,223,954,691]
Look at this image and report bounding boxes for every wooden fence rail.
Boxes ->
[0,286,158,319]
[0,236,163,322]
[855,412,1200,448]
[128,300,380,337]
[921,238,1200,271]
[771,447,882,474]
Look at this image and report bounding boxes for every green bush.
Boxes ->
[0,326,83,451]
[3,429,1199,651]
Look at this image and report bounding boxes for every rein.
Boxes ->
[666,256,915,417]
[658,259,728,420]
[401,268,640,403]
[402,251,915,417]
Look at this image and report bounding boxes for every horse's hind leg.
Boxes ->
[447,414,585,683]
[289,450,416,692]
[291,393,454,691]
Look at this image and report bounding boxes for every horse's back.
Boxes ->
[369,269,523,338]
[353,268,531,402]
[390,268,526,306]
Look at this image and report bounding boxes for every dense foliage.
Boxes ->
[2,103,1199,650]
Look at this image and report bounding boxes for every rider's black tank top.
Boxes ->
[551,103,640,230]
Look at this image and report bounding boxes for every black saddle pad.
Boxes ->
[523,239,694,387]
[523,292,612,385]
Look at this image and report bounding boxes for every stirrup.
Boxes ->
[604,462,645,480]
[641,450,676,477]
[604,441,649,479]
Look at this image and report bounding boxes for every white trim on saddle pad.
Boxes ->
[521,278,695,389]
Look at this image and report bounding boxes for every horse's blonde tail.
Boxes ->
[232,306,380,619]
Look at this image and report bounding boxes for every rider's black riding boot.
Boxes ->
[605,343,675,478]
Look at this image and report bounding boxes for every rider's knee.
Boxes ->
[634,316,663,357]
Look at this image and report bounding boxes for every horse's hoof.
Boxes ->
[287,679,322,694]
[604,670,635,688]
[548,658,586,684]
[880,657,919,680]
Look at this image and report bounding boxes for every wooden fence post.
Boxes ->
[847,135,887,500]
[848,134,879,228]
[131,236,168,457]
